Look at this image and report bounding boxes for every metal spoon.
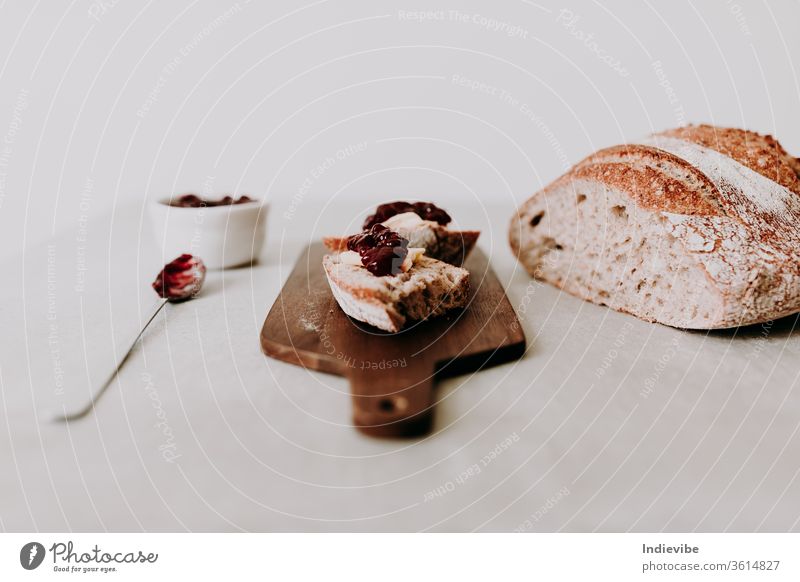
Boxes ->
[51,254,206,422]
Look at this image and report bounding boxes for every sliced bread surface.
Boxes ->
[323,254,470,332]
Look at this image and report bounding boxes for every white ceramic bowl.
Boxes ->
[149,196,268,269]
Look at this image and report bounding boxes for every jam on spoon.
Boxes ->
[152,254,206,301]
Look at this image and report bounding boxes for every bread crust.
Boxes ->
[660,125,800,196]
[510,124,800,329]
[573,144,725,216]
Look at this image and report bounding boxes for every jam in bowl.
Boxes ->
[149,194,267,269]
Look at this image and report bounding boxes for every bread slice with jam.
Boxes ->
[323,222,470,332]
[323,253,470,333]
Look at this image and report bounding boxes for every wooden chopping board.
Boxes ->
[260,242,526,438]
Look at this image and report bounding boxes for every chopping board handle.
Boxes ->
[347,366,436,438]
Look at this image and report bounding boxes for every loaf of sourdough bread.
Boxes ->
[509,125,800,329]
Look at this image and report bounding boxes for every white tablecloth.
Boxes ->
[2,201,799,532]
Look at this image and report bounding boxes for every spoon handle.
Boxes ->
[52,298,169,422]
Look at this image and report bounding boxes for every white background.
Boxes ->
[1,0,798,262]
[1,0,800,533]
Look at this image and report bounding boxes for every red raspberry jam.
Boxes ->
[152,254,207,301]
[169,194,254,208]
[346,224,409,276]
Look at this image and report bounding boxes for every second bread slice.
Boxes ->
[324,222,479,266]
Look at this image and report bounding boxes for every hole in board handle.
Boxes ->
[377,397,409,414]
